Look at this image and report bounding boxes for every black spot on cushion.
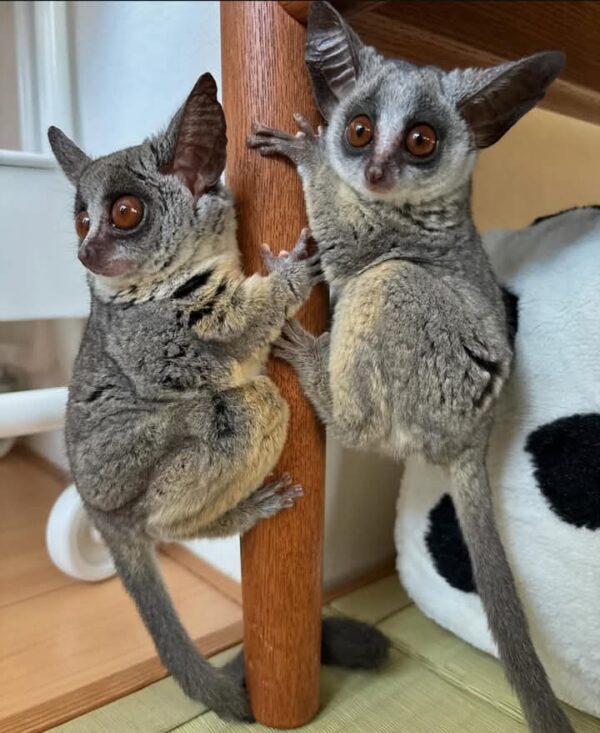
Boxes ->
[500,287,519,349]
[526,414,600,530]
[425,494,476,593]
[530,205,600,227]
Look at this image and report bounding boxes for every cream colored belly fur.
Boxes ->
[329,260,413,456]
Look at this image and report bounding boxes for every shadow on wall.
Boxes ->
[473,107,600,230]
[324,438,400,589]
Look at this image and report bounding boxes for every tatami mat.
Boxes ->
[50,576,600,733]
[175,649,526,733]
[380,606,600,733]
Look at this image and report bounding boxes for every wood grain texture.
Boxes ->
[221,1,326,727]
[0,447,73,608]
[1,619,243,733]
[280,0,600,126]
[280,0,385,23]
[0,558,243,733]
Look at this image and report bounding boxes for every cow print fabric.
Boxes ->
[526,413,600,530]
[425,494,476,593]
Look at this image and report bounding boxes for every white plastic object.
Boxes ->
[0,386,68,439]
[46,484,116,581]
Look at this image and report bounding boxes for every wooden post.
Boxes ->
[220,1,326,728]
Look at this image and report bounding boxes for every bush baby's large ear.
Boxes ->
[48,127,91,185]
[458,51,565,148]
[305,1,364,120]
[162,73,227,199]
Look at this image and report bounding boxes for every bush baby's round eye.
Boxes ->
[111,195,144,230]
[405,124,437,158]
[346,115,373,148]
[75,211,90,240]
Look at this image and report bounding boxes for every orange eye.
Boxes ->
[111,195,144,230]
[75,211,90,240]
[346,115,373,148]
[405,124,437,158]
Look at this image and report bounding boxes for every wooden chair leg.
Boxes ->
[221,1,326,728]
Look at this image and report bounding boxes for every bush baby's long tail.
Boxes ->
[450,451,573,733]
[92,513,389,721]
[92,516,253,721]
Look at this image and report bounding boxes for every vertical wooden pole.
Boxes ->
[221,2,326,728]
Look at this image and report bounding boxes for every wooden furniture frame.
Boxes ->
[222,0,600,727]
[221,3,326,726]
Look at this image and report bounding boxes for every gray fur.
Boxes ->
[247,3,570,731]
[321,616,390,669]
[51,71,389,720]
[51,74,320,721]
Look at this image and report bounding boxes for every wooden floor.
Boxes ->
[0,448,244,733]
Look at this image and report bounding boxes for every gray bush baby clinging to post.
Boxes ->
[247,3,572,732]
[49,73,388,721]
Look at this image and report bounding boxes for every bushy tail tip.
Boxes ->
[321,616,390,669]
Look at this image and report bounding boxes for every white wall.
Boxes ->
[323,442,398,586]
[68,0,221,154]
[0,163,88,321]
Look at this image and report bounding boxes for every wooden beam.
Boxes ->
[280,0,385,24]
[280,0,600,127]
[221,2,326,727]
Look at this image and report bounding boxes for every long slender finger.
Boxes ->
[317,331,331,347]
[296,226,311,248]
[259,148,280,158]
[291,240,307,259]
[272,346,291,362]
[281,326,306,347]
[287,319,313,341]
[250,121,295,140]
[293,113,315,137]
[280,485,304,507]
[273,337,295,352]
[291,228,312,258]
[254,486,278,501]
[246,134,281,150]
[264,473,292,492]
